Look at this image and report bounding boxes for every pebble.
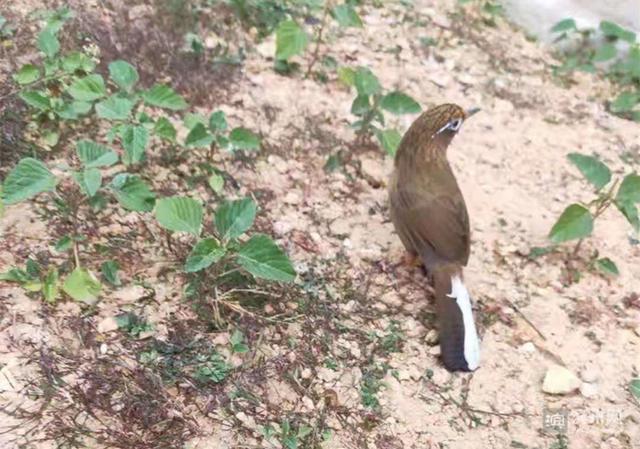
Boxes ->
[425,329,439,345]
[580,382,598,398]
[518,342,536,353]
[301,368,313,379]
[542,365,581,395]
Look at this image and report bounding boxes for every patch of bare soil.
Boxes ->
[1,1,640,449]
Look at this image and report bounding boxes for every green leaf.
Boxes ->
[42,268,60,303]
[596,257,619,276]
[110,173,156,212]
[376,128,402,156]
[380,91,421,115]
[155,196,203,236]
[351,94,370,116]
[332,4,363,28]
[108,60,139,92]
[142,84,187,110]
[37,29,60,58]
[600,20,636,43]
[549,204,594,243]
[209,110,228,133]
[95,95,134,120]
[55,235,73,252]
[73,168,102,197]
[14,64,40,84]
[67,74,106,101]
[42,131,59,147]
[63,267,101,304]
[2,158,57,205]
[184,238,226,272]
[185,123,214,148]
[615,200,639,231]
[184,113,207,130]
[237,234,296,282]
[215,198,257,241]
[121,125,149,165]
[631,379,640,401]
[61,52,96,73]
[616,173,640,204]
[208,174,224,193]
[354,67,381,96]
[275,20,308,61]
[337,67,356,87]
[229,127,260,151]
[592,43,617,62]
[76,140,118,168]
[610,91,639,113]
[101,260,121,286]
[567,153,611,190]
[154,117,177,142]
[57,101,92,119]
[551,18,576,33]
[20,90,50,110]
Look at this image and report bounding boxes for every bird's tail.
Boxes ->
[432,265,481,372]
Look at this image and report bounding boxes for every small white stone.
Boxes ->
[100,343,108,354]
[519,342,536,353]
[425,329,439,345]
[580,382,598,398]
[542,365,581,395]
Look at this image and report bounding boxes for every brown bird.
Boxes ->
[389,103,481,372]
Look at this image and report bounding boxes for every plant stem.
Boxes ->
[305,3,331,79]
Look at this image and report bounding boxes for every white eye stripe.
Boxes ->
[436,118,464,135]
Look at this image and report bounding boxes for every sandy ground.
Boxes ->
[1,1,640,448]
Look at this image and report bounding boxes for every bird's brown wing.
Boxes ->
[391,184,470,267]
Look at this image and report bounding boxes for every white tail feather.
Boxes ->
[446,276,481,370]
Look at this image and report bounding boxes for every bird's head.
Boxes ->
[395,103,480,164]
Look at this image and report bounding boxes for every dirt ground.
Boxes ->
[1,1,639,448]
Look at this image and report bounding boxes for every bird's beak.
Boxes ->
[465,107,481,118]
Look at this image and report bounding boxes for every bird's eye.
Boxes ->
[448,118,463,131]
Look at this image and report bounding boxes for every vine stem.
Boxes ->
[305,1,332,79]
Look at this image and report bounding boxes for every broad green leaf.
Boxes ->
[567,153,611,190]
[55,235,73,252]
[275,20,308,60]
[95,95,134,120]
[37,29,60,58]
[73,168,102,197]
[63,267,101,304]
[229,127,260,151]
[236,234,296,282]
[596,257,619,276]
[183,113,207,130]
[215,198,257,241]
[332,4,363,28]
[108,60,139,92]
[549,204,594,243]
[42,131,59,147]
[616,173,640,204]
[351,94,370,116]
[14,64,40,84]
[185,123,214,148]
[121,125,149,165]
[155,196,203,236]
[184,238,226,272]
[57,100,92,119]
[61,52,95,73]
[76,140,118,168]
[610,91,639,113]
[551,18,576,33]
[67,74,106,101]
[600,20,636,43]
[2,158,57,204]
[592,43,617,62]
[101,260,121,286]
[42,268,59,303]
[142,84,187,110]
[209,110,228,133]
[354,67,381,96]
[0,268,32,283]
[376,128,402,156]
[110,173,156,212]
[616,200,639,231]
[337,67,356,87]
[20,91,50,110]
[380,91,421,114]
[208,174,224,193]
[154,117,177,142]
[631,379,640,401]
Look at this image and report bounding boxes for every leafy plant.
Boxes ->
[548,152,640,276]
[550,19,640,121]
[260,420,315,449]
[194,353,232,383]
[184,109,261,154]
[339,66,420,155]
